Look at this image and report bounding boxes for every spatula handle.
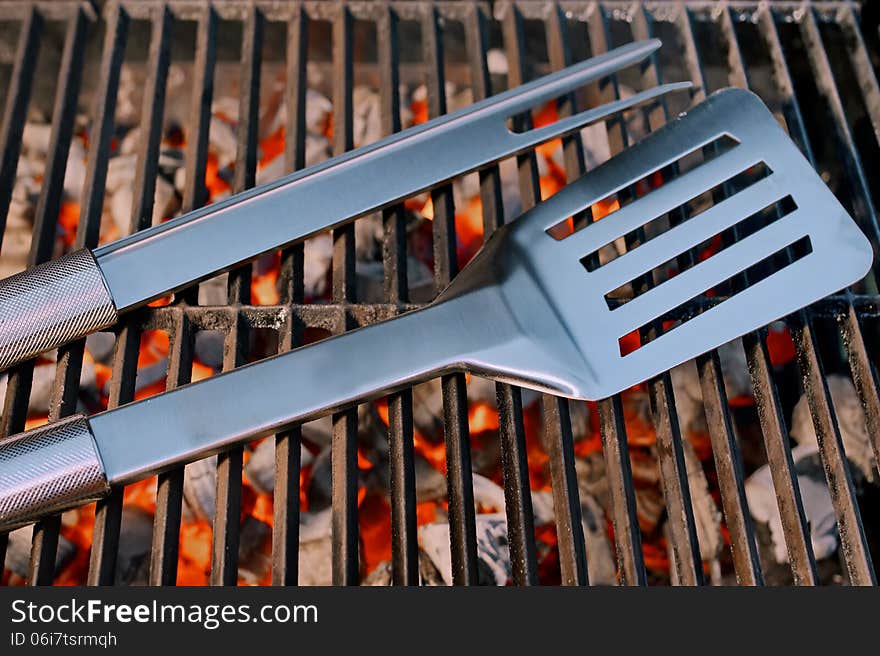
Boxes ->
[0,249,118,371]
[0,414,109,532]
[0,293,499,529]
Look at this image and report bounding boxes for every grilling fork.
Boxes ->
[0,88,872,531]
[0,39,688,372]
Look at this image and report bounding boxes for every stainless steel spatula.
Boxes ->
[0,88,872,531]
[0,39,688,372]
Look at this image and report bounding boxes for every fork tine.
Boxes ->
[493,39,662,118]
[515,82,692,154]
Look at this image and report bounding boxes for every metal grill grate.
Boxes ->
[0,0,879,586]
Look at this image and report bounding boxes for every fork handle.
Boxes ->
[0,249,118,371]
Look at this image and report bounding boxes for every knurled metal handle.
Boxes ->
[0,248,119,372]
[0,414,110,532]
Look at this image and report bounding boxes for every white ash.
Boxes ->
[105,153,137,195]
[63,138,87,199]
[303,233,333,298]
[109,185,134,236]
[208,115,238,169]
[745,443,838,563]
[151,176,179,224]
[670,339,751,435]
[0,203,33,279]
[790,374,877,483]
[580,122,613,170]
[182,455,218,522]
[419,513,511,586]
[471,473,555,525]
[580,494,618,585]
[5,525,75,579]
[198,274,229,305]
[115,65,144,126]
[244,438,315,495]
[211,96,240,125]
[486,48,508,75]
[297,508,333,586]
[119,126,140,155]
[305,89,333,134]
[352,86,383,149]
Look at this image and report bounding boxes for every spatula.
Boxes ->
[0,88,872,531]
[0,39,688,372]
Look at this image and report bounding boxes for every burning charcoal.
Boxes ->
[183,455,218,522]
[568,400,590,441]
[305,89,332,134]
[110,184,134,236]
[0,356,96,416]
[354,213,384,261]
[116,65,144,125]
[209,114,238,168]
[670,339,751,435]
[119,126,140,155]
[5,525,75,578]
[418,550,447,586]
[21,121,52,156]
[790,374,877,482]
[419,513,511,585]
[580,122,612,170]
[576,452,609,505]
[306,448,332,511]
[63,138,87,199]
[86,332,117,364]
[158,147,184,173]
[152,176,179,224]
[298,509,333,586]
[244,438,314,495]
[472,473,506,513]
[531,490,556,526]
[105,153,138,195]
[352,86,382,148]
[116,505,154,586]
[303,233,333,298]
[486,48,508,75]
[0,203,33,279]
[194,331,224,369]
[411,380,444,437]
[682,439,723,563]
[414,453,447,502]
[238,516,271,585]
[198,273,228,305]
[745,443,838,564]
[212,96,240,124]
[580,494,617,585]
[362,560,392,586]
